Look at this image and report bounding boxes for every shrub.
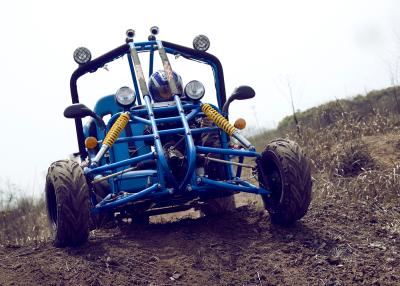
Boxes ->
[332,141,376,177]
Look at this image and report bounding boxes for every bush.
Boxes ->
[332,141,375,177]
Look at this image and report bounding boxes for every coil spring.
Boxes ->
[103,112,130,147]
[201,104,236,136]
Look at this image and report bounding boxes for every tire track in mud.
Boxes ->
[0,197,399,286]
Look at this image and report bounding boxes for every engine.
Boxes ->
[140,113,227,183]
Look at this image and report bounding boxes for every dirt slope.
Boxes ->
[1,132,399,285]
[0,194,399,286]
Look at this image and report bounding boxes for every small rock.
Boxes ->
[12,264,22,270]
[285,234,294,240]
[148,256,160,263]
[369,242,387,251]
[5,244,21,249]
[169,272,182,281]
[369,217,378,224]
[327,256,341,265]
[385,257,396,263]
[106,256,119,266]
[318,242,327,250]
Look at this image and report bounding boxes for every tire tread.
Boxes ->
[45,159,90,247]
[258,139,312,225]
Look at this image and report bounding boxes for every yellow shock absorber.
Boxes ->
[201,104,236,136]
[91,112,130,166]
[103,112,130,147]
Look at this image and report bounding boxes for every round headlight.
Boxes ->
[73,47,92,65]
[150,26,159,35]
[184,80,205,101]
[193,35,210,52]
[115,86,136,106]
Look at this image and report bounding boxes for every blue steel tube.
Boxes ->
[132,115,151,125]
[174,95,196,190]
[144,95,178,189]
[199,177,270,195]
[87,151,154,175]
[196,146,260,157]
[95,183,159,211]
[114,126,219,144]
[131,103,198,117]
[186,106,201,121]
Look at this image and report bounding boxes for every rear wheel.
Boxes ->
[45,159,90,247]
[199,119,235,216]
[133,215,150,225]
[257,139,312,225]
[200,195,236,216]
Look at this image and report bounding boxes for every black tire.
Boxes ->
[257,139,312,225]
[200,195,236,216]
[133,215,150,225]
[45,159,90,247]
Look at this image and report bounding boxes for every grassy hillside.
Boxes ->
[252,86,400,209]
[278,86,400,132]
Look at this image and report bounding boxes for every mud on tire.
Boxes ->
[257,139,312,225]
[45,159,90,247]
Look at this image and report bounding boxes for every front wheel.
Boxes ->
[257,139,312,225]
[45,159,90,247]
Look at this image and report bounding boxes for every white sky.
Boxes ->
[0,0,399,196]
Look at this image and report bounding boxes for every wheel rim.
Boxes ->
[262,153,283,206]
[46,183,58,228]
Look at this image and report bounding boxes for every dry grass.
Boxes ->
[331,140,376,177]
[0,184,50,245]
[262,108,400,206]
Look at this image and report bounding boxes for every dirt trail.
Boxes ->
[1,133,399,285]
[0,194,399,286]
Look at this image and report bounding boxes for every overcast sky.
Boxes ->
[0,0,399,196]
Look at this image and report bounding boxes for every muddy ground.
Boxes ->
[0,193,399,286]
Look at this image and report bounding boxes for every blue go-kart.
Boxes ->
[45,27,312,247]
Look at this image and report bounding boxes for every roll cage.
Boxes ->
[67,38,270,214]
[70,41,227,158]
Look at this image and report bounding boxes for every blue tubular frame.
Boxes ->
[86,152,155,175]
[69,39,271,214]
[174,95,196,190]
[143,94,177,189]
[86,102,271,212]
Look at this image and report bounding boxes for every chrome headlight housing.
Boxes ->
[73,47,92,65]
[115,86,136,106]
[184,80,205,101]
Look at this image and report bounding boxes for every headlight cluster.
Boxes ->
[114,81,204,106]
[115,86,136,106]
[184,80,205,101]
